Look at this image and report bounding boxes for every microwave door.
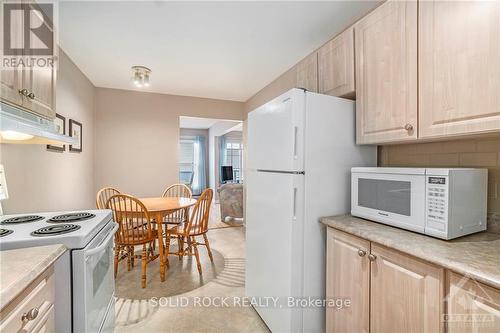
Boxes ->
[351,173,426,233]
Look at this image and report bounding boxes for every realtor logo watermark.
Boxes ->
[1,1,57,69]
[443,274,497,329]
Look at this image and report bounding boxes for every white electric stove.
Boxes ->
[0,209,117,333]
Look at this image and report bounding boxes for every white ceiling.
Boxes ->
[59,1,379,102]
[179,117,220,129]
[179,116,241,131]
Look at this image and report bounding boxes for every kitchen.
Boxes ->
[1,1,499,333]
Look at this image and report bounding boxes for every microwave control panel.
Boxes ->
[426,176,448,231]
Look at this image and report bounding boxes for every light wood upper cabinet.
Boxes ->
[370,244,444,333]
[0,67,23,108]
[419,1,500,139]
[0,5,24,109]
[447,272,500,333]
[295,52,318,93]
[326,228,370,333]
[1,63,56,120]
[318,28,355,98]
[23,63,57,119]
[0,2,56,120]
[354,0,418,144]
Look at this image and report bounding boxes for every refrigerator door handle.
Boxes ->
[293,126,298,160]
[293,187,297,220]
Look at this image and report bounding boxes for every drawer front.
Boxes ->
[31,304,54,333]
[0,268,55,333]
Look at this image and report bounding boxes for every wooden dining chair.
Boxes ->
[161,184,193,225]
[106,194,159,288]
[162,183,192,198]
[165,188,214,274]
[96,187,120,209]
[97,187,138,272]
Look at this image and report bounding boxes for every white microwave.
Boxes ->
[351,167,488,240]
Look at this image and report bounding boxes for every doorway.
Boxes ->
[179,116,242,196]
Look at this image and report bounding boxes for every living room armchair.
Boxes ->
[217,183,243,223]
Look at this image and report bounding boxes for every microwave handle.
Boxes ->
[85,224,118,258]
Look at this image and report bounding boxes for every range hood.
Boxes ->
[0,102,77,145]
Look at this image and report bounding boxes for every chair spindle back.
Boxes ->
[106,194,154,244]
[185,188,213,235]
[96,187,120,209]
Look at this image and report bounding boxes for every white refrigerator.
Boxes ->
[246,88,376,332]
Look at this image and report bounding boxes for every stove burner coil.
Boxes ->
[31,224,81,237]
[1,215,44,225]
[0,229,13,237]
[48,212,96,223]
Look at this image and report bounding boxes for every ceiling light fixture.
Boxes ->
[131,66,151,88]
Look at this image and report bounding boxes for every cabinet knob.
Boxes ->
[357,249,366,257]
[368,254,377,262]
[404,123,414,132]
[27,92,35,100]
[21,307,39,322]
[18,89,29,96]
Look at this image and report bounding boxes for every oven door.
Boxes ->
[72,222,118,333]
[351,170,426,233]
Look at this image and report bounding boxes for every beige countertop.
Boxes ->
[0,244,66,310]
[320,215,500,289]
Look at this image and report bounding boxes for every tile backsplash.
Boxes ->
[379,136,500,234]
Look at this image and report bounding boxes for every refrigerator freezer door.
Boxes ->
[246,170,304,332]
[247,89,305,172]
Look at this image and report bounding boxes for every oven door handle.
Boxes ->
[85,224,118,259]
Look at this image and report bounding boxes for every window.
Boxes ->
[224,140,243,182]
[179,139,195,175]
[179,136,206,195]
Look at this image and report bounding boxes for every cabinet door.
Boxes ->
[0,66,24,108]
[370,244,444,333]
[22,64,56,120]
[447,272,500,333]
[355,0,418,144]
[419,1,500,138]
[318,28,355,98]
[295,52,318,93]
[326,228,370,333]
[0,4,24,107]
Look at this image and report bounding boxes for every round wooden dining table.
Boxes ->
[138,197,197,281]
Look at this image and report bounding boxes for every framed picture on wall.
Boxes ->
[47,113,66,152]
[69,119,83,152]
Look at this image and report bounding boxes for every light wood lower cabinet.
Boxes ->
[326,228,370,333]
[318,28,355,98]
[370,243,444,333]
[0,267,55,333]
[447,272,500,333]
[419,1,500,139]
[326,227,500,332]
[326,228,444,333]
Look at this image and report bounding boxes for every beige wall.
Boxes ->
[94,88,244,198]
[1,50,96,214]
[379,136,500,233]
[244,66,298,115]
